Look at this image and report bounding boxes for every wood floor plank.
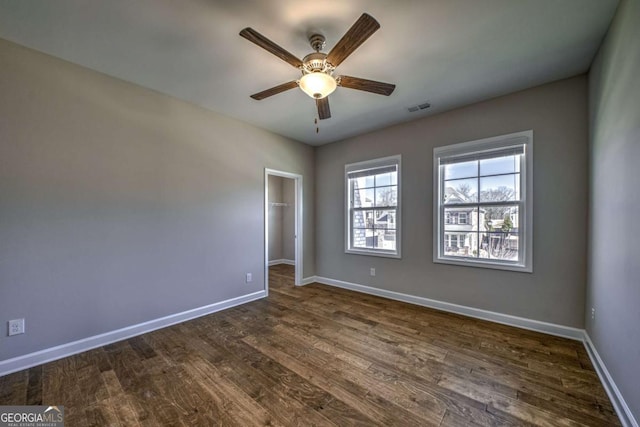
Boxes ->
[84,401,124,427]
[0,265,621,426]
[242,333,427,426]
[158,322,338,427]
[0,370,27,405]
[439,409,486,426]
[42,357,89,425]
[517,390,620,426]
[25,365,43,405]
[101,369,157,427]
[246,327,448,424]
[192,316,377,426]
[184,356,283,427]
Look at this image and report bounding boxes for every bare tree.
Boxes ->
[376,187,397,207]
[456,183,474,199]
[482,186,515,223]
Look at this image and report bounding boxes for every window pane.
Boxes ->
[352,228,374,249]
[482,205,519,232]
[354,175,374,188]
[364,229,377,249]
[444,178,477,204]
[443,232,477,257]
[375,210,396,229]
[353,188,374,208]
[352,209,375,230]
[444,160,477,180]
[480,155,520,176]
[364,210,375,228]
[479,233,519,261]
[375,186,397,207]
[444,232,467,257]
[479,174,518,202]
[444,208,476,229]
[352,228,365,248]
[467,232,480,257]
[374,229,396,251]
[375,172,393,186]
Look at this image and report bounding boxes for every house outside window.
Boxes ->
[433,131,533,272]
[346,155,401,258]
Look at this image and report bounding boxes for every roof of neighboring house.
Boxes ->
[444,186,472,204]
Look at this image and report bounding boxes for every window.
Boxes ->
[346,155,401,258]
[433,131,532,272]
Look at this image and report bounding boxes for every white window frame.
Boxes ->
[433,130,533,272]
[345,155,401,258]
[458,212,468,224]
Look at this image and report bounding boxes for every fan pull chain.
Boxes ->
[315,118,319,134]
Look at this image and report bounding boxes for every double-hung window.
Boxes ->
[346,155,401,258]
[433,131,533,272]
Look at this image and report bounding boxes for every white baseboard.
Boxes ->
[299,276,316,286]
[583,332,638,427]
[312,276,584,340]
[268,259,295,266]
[0,290,266,377]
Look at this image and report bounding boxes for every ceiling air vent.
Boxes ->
[407,102,431,112]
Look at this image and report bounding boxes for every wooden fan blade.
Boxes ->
[326,13,380,67]
[250,81,299,100]
[338,75,395,96]
[316,97,331,120]
[240,27,303,68]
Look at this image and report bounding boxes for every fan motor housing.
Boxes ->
[302,52,334,75]
[308,34,326,52]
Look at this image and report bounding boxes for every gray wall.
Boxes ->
[587,0,640,420]
[0,38,314,361]
[268,176,283,261]
[316,76,589,327]
[282,178,295,261]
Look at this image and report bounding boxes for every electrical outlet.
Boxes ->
[370,268,376,276]
[246,273,252,283]
[8,319,25,336]
[591,307,595,320]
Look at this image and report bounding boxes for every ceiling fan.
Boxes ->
[239,13,396,120]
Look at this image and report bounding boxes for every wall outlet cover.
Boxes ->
[8,318,25,336]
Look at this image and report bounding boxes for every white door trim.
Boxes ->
[264,169,303,293]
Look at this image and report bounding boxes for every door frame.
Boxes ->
[264,169,303,294]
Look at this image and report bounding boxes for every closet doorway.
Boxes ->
[264,169,303,293]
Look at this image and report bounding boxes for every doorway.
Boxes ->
[264,169,303,294]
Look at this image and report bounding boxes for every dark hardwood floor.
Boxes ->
[1,265,620,426]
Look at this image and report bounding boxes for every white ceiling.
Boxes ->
[0,0,618,145]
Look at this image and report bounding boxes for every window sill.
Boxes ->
[346,248,401,259]
[434,256,532,273]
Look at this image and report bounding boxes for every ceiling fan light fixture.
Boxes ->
[240,13,393,121]
[299,72,337,99]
